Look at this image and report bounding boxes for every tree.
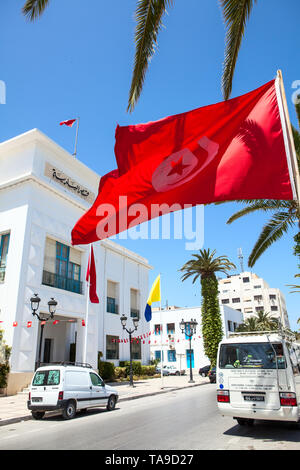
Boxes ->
[236,311,278,333]
[21,0,257,111]
[180,248,236,366]
[235,316,258,332]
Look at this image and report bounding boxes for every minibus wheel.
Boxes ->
[31,411,45,420]
[62,400,76,420]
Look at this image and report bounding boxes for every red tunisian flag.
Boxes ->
[60,119,77,127]
[86,245,99,303]
[71,76,298,245]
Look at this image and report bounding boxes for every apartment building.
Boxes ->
[218,271,290,328]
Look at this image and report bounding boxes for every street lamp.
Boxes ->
[180,318,198,383]
[30,294,58,369]
[120,314,139,387]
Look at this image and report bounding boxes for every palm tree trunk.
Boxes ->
[201,275,223,367]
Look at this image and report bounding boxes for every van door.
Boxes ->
[64,370,91,409]
[89,372,107,406]
[31,369,61,407]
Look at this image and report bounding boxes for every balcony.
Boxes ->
[42,270,83,294]
[130,308,140,319]
[107,297,119,314]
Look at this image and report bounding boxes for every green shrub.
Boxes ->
[114,366,127,379]
[0,362,10,388]
[141,365,156,376]
[98,361,115,381]
[0,331,11,389]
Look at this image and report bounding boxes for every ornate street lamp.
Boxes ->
[180,318,198,383]
[30,294,58,369]
[120,314,139,387]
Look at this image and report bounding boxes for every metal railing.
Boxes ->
[42,270,83,294]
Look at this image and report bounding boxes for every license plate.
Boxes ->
[243,395,265,402]
[32,397,43,403]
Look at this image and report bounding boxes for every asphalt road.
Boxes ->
[0,383,300,451]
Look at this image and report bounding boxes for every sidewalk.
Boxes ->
[0,375,209,427]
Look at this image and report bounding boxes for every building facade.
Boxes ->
[218,271,290,328]
[0,129,152,392]
[150,305,243,371]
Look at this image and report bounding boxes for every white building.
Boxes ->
[150,305,243,371]
[218,271,290,328]
[0,129,152,393]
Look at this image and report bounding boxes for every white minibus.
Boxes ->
[216,331,300,426]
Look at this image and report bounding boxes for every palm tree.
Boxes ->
[128,0,256,111]
[221,102,300,267]
[255,311,278,331]
[236,311,278,332]
[21,0,257,111]
[180,248,236,366]
[235,316,258,332]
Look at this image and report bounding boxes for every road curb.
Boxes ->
[0,381,208,427]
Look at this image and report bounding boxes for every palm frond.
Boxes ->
[22,0,50,21]
[220,0,256,100]
[226,200,293,224]
[248,211,295,267]
[127,0,173,112]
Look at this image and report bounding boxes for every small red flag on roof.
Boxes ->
[60,119,77,127]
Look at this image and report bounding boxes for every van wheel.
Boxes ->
[31,411,45,420]
[236,418,254,426]
[62,401,76,420]
[107,395,116,411]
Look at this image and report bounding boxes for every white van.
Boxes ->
[216,331,300,426]
[27,363,119,420]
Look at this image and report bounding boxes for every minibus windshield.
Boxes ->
[219,342,286,369]
[32,370,60,386]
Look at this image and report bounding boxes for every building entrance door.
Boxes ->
[43,338,52,363]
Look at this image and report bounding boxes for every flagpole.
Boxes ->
[276,70,300,207]
[83,245,90,364]
[73,117,80,158]
[160,272,164,389]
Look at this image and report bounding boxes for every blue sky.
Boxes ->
[1,1,299,329]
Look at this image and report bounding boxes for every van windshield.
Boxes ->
[32,370,60,386]
[219,343,286,370]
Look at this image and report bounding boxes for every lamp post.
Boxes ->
[30,294,58,369]
[120,314,139,387]
[180,318,198,383]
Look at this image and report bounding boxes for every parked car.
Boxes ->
[155,364,169,376]
[27,362,119,420]
[163,365,186,376]
[208,367,216,383]
[199,365,211,377]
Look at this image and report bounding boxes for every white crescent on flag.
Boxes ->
[152,136,219,192]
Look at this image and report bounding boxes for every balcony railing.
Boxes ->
[0,266,6,283]
[107,297,119,314]
[130,308,140,319]
[42,270,83,294]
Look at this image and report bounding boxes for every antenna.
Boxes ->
[238,248,244,273]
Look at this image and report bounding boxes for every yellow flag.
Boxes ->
[145,274,161,322]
